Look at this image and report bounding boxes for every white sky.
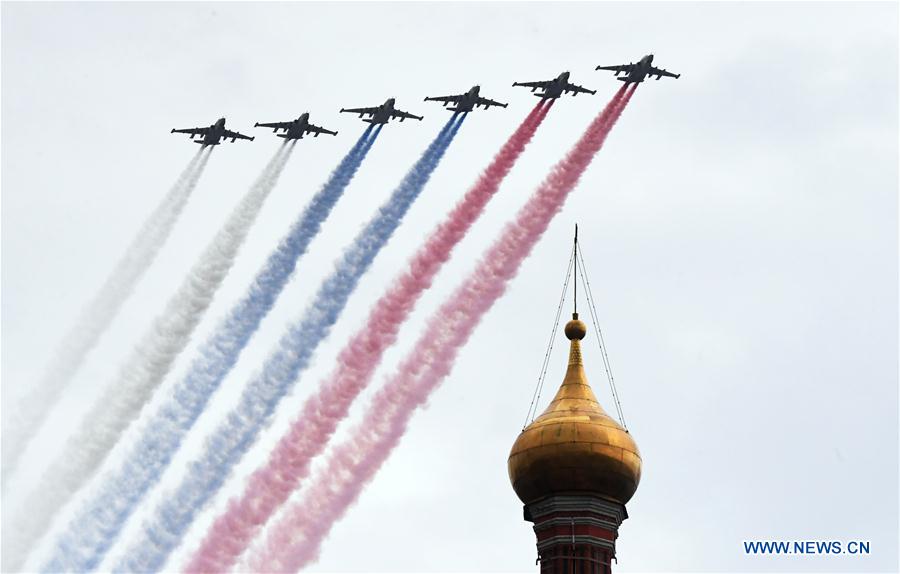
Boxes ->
[2,1,897,572]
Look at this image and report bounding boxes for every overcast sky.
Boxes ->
[2,2,897,572]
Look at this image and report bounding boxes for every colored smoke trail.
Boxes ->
[185,103,551,574]
[1,143,294,574]
[40,129,379,573]
[248,86,636,573]
[115,114,465,573]
[1,149,211,482]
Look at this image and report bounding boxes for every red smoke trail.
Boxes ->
[184,102,552,573]
[247,85,635,573]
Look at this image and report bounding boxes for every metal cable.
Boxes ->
[575,243,628,430]
[523,246,575,429]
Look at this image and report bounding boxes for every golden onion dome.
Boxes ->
[508,313,641,506]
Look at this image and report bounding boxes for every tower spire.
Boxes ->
[573,223,578,316]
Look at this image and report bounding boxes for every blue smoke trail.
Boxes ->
[41,128,379,573]
[114,114,465,573]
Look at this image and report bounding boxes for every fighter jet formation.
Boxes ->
[254,113,338,139]
[171,118,254,145]
[171,54,680,145]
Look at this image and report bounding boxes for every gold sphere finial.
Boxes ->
[564,312,587,341]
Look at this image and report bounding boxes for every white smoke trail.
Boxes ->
[0,143,295,573]
[1,149,211,482]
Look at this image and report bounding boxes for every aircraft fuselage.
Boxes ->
[283,113,312,139]
[451,87,482,112]
[539,73,571,99]
[621,55,655,83]
[201,118,227,145]
[364,99,396,124]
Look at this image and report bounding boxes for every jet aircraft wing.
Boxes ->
[223,129,254,141]
[648,65,680,79]
[255,121,292,132]
[171,126,210,135]
[306,123,338,136]
[512,80,552,91]
[565,82,597,95]
[595,63,635,74]
[341,106,379,116]
[475,96,508,108]
[424,94,462,104]
[391,109,423,121]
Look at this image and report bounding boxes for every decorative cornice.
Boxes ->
[536,535,617,554]
[526,494,628,523]
[532,515,621,534]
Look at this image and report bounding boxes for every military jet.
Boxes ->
[596,54,680,83]
[170,118,254,145]
[254,113,338,139]
[340,98,423,124]
[424,85,508,113]
[512,72,596,99]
